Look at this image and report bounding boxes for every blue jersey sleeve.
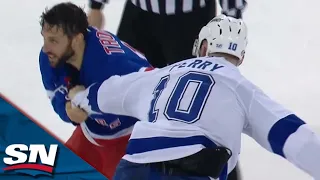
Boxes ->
[39,51,72,123]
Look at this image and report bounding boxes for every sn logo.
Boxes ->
[3,144,58,174]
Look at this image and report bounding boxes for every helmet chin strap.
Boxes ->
[192,39,199,57]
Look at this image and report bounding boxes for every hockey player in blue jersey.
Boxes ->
[38,2,153,179]
[69,15,320,180]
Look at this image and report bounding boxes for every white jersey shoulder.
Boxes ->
[76,56,320,179]
[96,56,245,120]
[94,57,251,170]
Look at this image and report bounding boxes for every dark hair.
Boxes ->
[40,2,88,38]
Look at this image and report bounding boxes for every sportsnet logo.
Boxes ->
[3,144,58,175]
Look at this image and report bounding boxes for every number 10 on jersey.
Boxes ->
[148,71,215,124]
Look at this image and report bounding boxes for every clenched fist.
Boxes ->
[65,101,88,123]
[66,85,88,123]
[68,85,85,100]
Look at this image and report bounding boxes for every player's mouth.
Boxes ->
[48,55,54,59]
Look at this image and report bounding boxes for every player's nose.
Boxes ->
[42,43,50,54]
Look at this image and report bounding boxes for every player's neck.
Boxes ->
[224,58,238,66]
[209,53,239,66]
[67,41,86,70]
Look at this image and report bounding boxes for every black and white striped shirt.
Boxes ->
[89,0,246,18]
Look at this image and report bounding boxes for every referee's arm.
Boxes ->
[219,0,247,19]
[89,0,108,10]
[88,0,108,29]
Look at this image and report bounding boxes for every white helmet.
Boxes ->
[192,14,248,60]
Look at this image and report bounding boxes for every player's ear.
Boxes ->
[71,33,84,49]
[199,39,208,57]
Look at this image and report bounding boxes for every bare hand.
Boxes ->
[68,85,85,100]
[65,101,88,123]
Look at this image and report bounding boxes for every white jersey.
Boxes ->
[74,56,320,179]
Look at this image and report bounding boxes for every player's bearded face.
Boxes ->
[56,40,75,67]
[41,24,75,68]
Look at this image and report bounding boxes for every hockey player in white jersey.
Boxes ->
[69,15,320,180]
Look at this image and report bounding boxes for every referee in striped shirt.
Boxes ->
[88,0,246,68]
[88,0,246,179]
